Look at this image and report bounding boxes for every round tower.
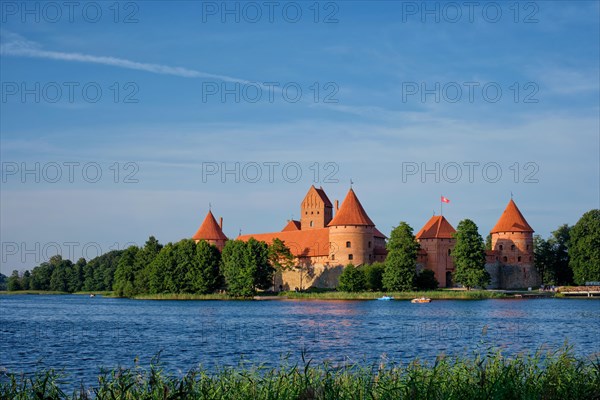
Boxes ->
[490,199,534,266]
[327,189,375,266]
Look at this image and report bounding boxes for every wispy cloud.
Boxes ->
[0,31,254,84]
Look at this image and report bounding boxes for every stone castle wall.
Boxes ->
[485,262,541,289]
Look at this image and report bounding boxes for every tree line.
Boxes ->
[534,210,600,286]
[5,236,292,297]
[5,209,599,294]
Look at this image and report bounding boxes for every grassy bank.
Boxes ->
[133,293,239,300]
[127,290,507,301]
[0,290,115,296]
[1,348,598,399]
[0,290,68,295]
[280,289,509,300]
[1,289,555,301]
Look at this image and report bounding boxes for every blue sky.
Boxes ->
[1,1,599,273]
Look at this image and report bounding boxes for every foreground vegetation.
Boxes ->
[1,348,598,399]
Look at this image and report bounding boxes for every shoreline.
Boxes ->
[0,289,564,301]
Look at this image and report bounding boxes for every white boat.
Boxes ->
[411,297,431,303]
[377,296,394,301]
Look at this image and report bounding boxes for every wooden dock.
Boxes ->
[557,286,600,297]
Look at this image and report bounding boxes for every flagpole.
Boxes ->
[440,194,443,216]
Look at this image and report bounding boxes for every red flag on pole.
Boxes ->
[441,196,450,203]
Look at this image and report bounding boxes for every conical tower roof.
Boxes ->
[491,199,533,233]
[193,211,228,241]
[416,215,456,239]
[282,220,301,231]
[328,188,375,226]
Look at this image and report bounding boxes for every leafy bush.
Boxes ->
[338,264,366,292]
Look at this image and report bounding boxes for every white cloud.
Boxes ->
[0,31,254,84]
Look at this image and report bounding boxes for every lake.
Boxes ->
[1,295,599,387]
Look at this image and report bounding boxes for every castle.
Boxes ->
[192,186,540,290]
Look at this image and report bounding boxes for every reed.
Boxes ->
[2,347,598,399]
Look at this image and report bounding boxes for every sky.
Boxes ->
[1,0,599,274]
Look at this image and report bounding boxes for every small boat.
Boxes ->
[89,294,95,298]
[377,296,394,301]
[411,297,431,303]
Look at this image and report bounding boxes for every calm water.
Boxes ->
[1,295,599,387]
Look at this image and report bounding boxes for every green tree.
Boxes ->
[67,259,85,292]
[246,238,273,291]
[569,210,600,285]
[382,222,419,291]
[0,273,7,290]
[49,259,73,292]
[173,239,197,292]
[221,240,254,296]
[7,270,22,291]
[268,238,294,289]
[113,246,140,297]
[338,264,366,292]
[132,237,163,294]
[362,262,385,291]
[30,262,54,290]
[415,269,439,290]
[534,234,554,285]
[187,240,221,294]
[485,233,492,251]
[452,219,489,290]
[148,243,176,293]
[551,224,573,285]
[21,270,31,290]
[83,250,123,291]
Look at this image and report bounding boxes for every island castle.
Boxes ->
[192,186,540,290]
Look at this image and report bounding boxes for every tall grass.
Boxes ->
[2,347,598,399]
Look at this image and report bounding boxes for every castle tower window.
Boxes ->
[368,241,371,248]
[518,256,522,262]
[529,256,532,261]
[348,254,353,260]
[369,254,372,260]
[346,241,351,248]
[448,249,451,255]
[503,256,508,262]
[499,245,503,250]
[511,244,515,250]
[310,221,313,227]
[526,245,530,250]
[331,254,335,260]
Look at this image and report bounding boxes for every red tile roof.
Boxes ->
[374,227,387,238]
[491,199,534,233]
[416,216,456,239]
[238,228,330,257]
[328,189,375,226]
[282,220,301,231]
[314,186,333,207]
[192,211,228,241]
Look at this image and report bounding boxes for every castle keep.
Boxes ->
[192,186,540,290]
